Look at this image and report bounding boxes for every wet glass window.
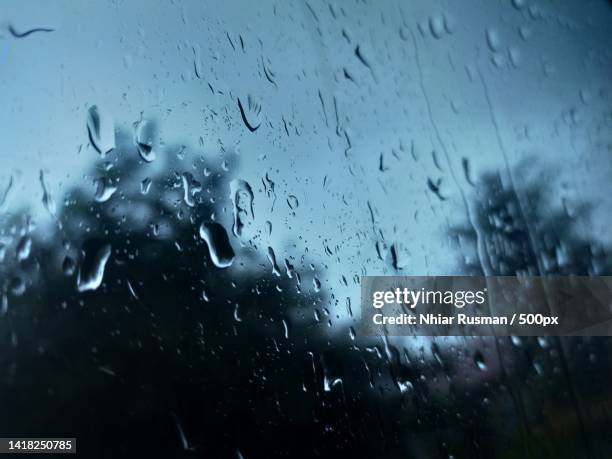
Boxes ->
[1,1,612,457]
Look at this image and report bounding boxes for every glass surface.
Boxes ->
[1,1,612,457]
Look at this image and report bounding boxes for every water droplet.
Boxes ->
[237,95,262,132]
[444,14,456,34]
[94,178,117,203]
[233,303,242,322]
[181,173,201,207]
[518,25,531,41]
[462,157,475,186]
[323,373,342,392]
[0,175,15,211]
[229,179,254,237]
[580,89,592,105]
[313,277,321,292]
[533,361,544,375]
[284,259,295,278]
[397,379,413,394]
[474,352,488,371]
[429,16,445,39]
[509,47,522,67]
[354,44,377,82]
[265,247,281,277]
[134,118,156,162]
[9,276,26,296]
[39,170,56,217]
[486,27,501,52]
[427,177,446,200]
[62,256,76,276]
[511,0,526,10]
[15,236,32,261]
[86,105,115,156]
[141,178,152,194]
[287,195,299,209]
[77,242,112,292]
[199,222,235,268]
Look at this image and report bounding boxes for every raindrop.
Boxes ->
[474,351,488,371]
[86,105,115,156]
[313,277,321,292]
[199,221,235,268]
[0,175,14,211]
[229,179,254,237]
[134,118,156,162]
[486,27,501,52]
[427,177,446,200]
[141,178,152,194]
[444,14,456,34]
[509,47,522,67]
[267,247,282,277]
[15,236,32,261]
[397,379,413,394]
[518,25,531,41]
[284,259,295,278]
[237,95,262,132]
[39,170,56,217]
[323,374,342,392]
[94,178,117,203]
[77,242,112,292]
[533,361,544,375]
[354,45,377,82]
[8,24,54,38]
[462,157,475,186]
[233,303,242,322]
[9,276,26,296]
[580,89,592,105]
[171,412,193,451]
[287,195,299,209]
[181,173,201,207]
[62,256,76,276]
[429,16,445,39]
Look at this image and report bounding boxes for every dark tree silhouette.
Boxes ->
[444,163,612,459]
[0,119,417,459]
